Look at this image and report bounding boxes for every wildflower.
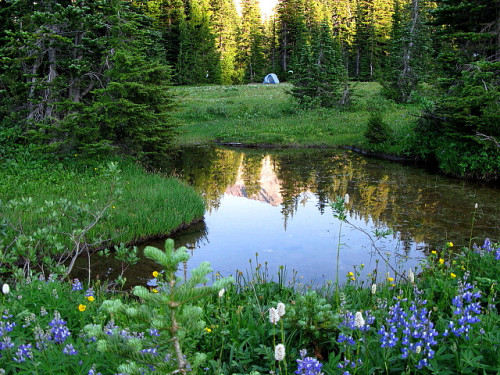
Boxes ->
[152,271,159,278]
[371,284,377,294]
[295,349,324,374]
[447,242,454,248]
[49,311,71,343]
[63,343,78,355]
[71,279,83,291]
[152,289,159,293]
[347,272,354,277]
[444,282,482,339]
[408,268,414,283]
[149,328,160,337]
[85,288,94,298]
[438,258,444,265]
[475,203,478,209]
[276,302,286,317]
[204,327,211,333]
[387,277,394,283]
[450,273,457,279]
[431,251,437,255]
[87,296,95,302]
[78,304,87,312]
[274,344,286,361]
[140,348,159,356]
[354,312,365,328]
[2,284,9,295]
[147,278,158,287]
[344,193,349,204]
[88,368,102,375]
[13,343,33,362]
[269,307,280,324]
[218,288,225,298]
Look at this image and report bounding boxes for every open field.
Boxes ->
[173,82,424,155]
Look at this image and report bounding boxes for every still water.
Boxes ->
[74,146,499,287]
[140,146,499,287]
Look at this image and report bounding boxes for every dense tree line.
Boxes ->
[0,0,498,179]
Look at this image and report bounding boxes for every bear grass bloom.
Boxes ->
[275,343,286,361]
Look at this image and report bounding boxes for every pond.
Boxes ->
[75,146,500,288]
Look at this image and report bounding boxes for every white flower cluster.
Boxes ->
[354,311,365,328]
[274,343,286,361]
[269,302,286,325]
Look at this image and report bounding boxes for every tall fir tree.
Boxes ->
[210,0,241,84]
[291,21,349,107]
[380,0,430,102]
[238,0,268,82]
[0,0,179,160]
[411,0,500,180]
[177,0,221,84]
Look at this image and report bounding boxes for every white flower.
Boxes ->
[276,302,286,317]
[354,311,365,328]
[415,345,422,354]
[371,283,377,295]
[2,284,9,295]
[218,288,225,298]
[408,268,415,283]
[274,344,286,361]
[475,203,478,209]
[269,307,280,325]
[344,193,350,204]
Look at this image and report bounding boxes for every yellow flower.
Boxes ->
[87,296,95,302]
[387,277,394,282]
[112,206,116,209]
[152,271,159,278]
[447,242,454,247]
[438,258,444,265]
[152,289,159,293]
[391,284,396,287]
[450,273,457,279]
[204,327,212,333]
[351,277,356,281]
[431,251,437,255]
[347,272,354,277]
[78,304,86,312]
[461,266,466,270]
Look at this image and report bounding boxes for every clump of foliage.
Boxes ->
[364,111,392,145]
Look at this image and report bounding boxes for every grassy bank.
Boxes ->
[0,154,205,276]
[173,82,423,155]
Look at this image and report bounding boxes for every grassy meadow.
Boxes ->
[173,82,423,155]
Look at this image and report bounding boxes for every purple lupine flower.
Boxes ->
[34,325,51,351]
[149,328,160,337]
[139,348,159,356]
[0,336,14,351]
[88,368,102,375]
[49,311,71,343]
[72,279,83,291]
[13,343,33,362]
[85,288,94,298]
[444,282,482,339]
[63,343,78,355]
[295,349,324,374]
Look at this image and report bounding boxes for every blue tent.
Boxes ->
[263,73,280,84]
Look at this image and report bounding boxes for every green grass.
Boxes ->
[173,82,423,154]
[0,155,205,250]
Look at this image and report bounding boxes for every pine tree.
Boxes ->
[411,0,500,180]
[177,0,221,84]
[291,21,349,108]
[381,0,430,102]
[0,0,179,160]
[238,0,268,82]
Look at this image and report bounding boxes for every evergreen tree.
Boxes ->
[177,0,221,84]
[381,0,430,102]
[0,0,179,160]
[291,21,349,108]
[410,0,500,180]
[238,0,268,82]
[210,0,241,84]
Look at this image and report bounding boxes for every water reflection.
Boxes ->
[75,146,499,287]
